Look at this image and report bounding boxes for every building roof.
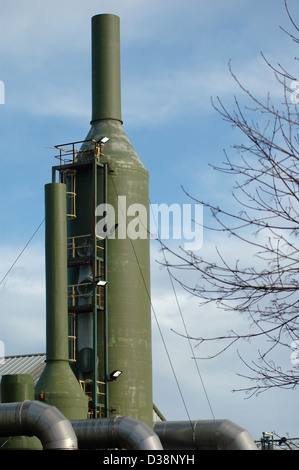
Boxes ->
[0,353,46,383]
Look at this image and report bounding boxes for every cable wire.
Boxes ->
[0,218,45,286]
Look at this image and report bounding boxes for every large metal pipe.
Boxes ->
[154,420,257,450]
[0,401,78,450]
[71,416,163,450]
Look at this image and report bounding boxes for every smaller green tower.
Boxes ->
[34,183,88,420]
[0,375,42,449]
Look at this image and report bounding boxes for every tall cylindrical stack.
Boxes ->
[69,14,153,426]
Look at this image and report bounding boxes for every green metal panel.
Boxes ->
[35,183,88,420]
[105,126,151,427]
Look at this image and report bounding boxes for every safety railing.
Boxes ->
[67,234,104,260]
[53,139,106,165]
[79,379,106,418]
[68,282,104,309]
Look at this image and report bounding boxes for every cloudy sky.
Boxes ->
[0,0,298,443]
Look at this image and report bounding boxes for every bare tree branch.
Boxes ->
[158,3,299,395]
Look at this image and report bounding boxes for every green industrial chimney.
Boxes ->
[51,14,152,426]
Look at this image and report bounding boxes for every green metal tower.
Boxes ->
[51,14,152,426]
[35,183,88,420]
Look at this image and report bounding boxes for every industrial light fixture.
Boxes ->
[99,136,110,143]
[97,280,108,286]
[108,370,123,381]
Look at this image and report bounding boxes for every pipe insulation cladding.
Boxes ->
[154,420,257,450]
[71,416,163,450]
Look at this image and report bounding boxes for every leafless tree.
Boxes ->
[159,1,299,397]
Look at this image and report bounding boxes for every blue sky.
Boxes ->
[0,0,298,443]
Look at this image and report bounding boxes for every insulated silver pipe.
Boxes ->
[154,419,257,450]
[0,401,78,450]
[71,416,163,450]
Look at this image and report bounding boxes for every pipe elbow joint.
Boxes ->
[0,400,78,450]
[112,416,163,450]
[21,401,78,450]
